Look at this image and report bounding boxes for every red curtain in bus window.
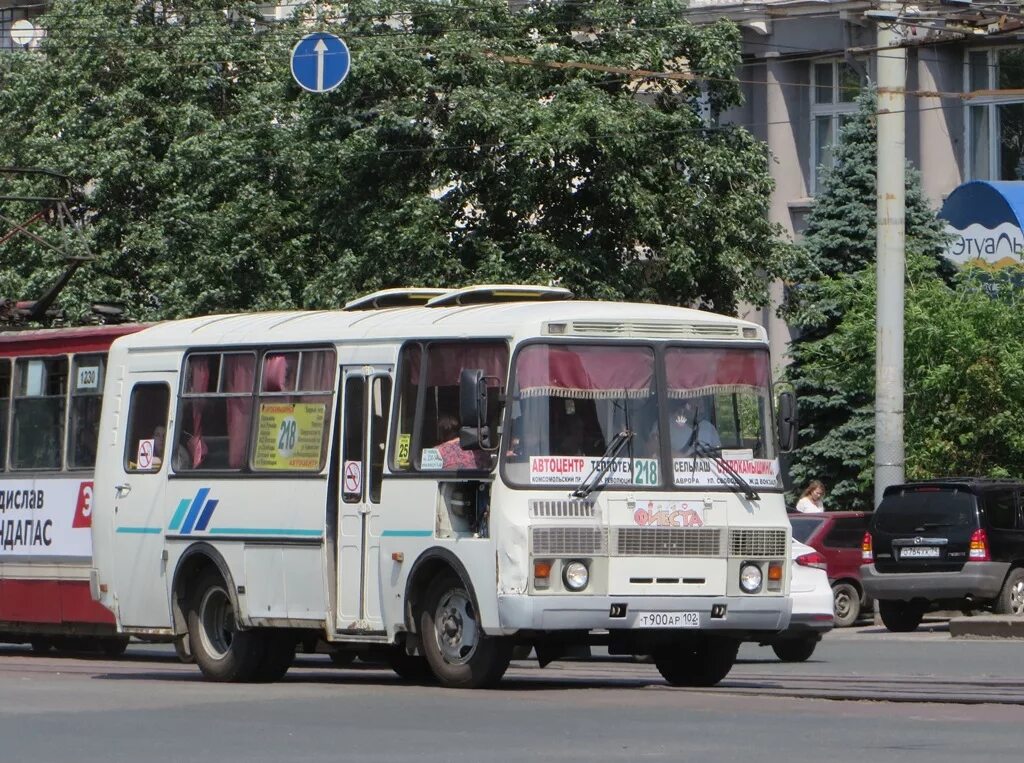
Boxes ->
[262,353,293,392]
[515,345,653,399]
[187,356,211,468]
[299,349,336,391]
[664,348,770,398]
[407,343,508,387]
[224,354,255,468]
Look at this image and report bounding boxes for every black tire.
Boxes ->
[329,650,356,668]
[877,600,924,632]
[654,638,739,687]
[29,637,51,654]
[832,581,862,628]
[186,571,265,682]
[387,649,435,683]
[254,631,295,683]
[771,637,817,663]
[97,636,130,657]
[995,568,1024,616]
[419,573,512,689]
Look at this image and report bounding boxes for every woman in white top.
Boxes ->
[795,480,826,513]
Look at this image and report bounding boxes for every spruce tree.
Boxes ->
[783,90,950,509]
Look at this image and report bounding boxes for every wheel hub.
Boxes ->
[434,590,479,665]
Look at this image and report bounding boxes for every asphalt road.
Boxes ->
[0,623,1021,763]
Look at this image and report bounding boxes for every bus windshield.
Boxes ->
[503,343,781,491]
[504,344,660,488]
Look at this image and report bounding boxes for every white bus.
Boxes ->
[90,285,796,688]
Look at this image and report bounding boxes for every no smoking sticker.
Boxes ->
[343,460,362,496]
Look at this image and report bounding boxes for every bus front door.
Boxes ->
[112,375,174,628]
[335,368,392,633]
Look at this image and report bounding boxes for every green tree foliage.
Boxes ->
[783,91,950,508]
[0,0,785,322]
[790,258,1024,506]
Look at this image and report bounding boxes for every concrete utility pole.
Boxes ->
[873,5,906,506]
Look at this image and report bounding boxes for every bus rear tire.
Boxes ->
[187,571,264,682]
[419,573,511,689]
[254,631,296,683]
[654,637,739,687]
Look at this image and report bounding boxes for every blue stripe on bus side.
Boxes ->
[168,499,191,531]
[380,530,433,537]
[179,488,210,535]
[194,499,219,532]
[116,527,162,534]
[207,528,323,537]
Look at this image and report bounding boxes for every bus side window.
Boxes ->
[124,384,171,473]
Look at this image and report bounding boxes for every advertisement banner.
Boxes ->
[528,456,659,487]
[672,455,781,489]
[0,478,95,558]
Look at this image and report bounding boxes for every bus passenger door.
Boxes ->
[335,368,392,633]
[111,376,173,628]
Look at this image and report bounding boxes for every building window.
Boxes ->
[810,60,865,193]
[965,47,1024,180]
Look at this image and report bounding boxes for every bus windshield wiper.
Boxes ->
[693,442,760,501]
[572,430,635,499]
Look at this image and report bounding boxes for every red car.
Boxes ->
[788,511,873,627]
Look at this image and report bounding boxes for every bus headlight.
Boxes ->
[563,561,589,592]
[739,563,763,594]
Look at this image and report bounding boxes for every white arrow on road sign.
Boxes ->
[291,32,350,94]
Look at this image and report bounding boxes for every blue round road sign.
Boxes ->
[291,32,350,93]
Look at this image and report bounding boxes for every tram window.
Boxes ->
[124,384,171,472]
[175,352,256,471]
[11,356,68,470]
[0,359,10,471]
[68,354,106,469]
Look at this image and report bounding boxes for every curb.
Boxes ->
[950,615,1024,639]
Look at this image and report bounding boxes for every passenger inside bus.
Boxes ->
[669,398,721,456]
[434,414,492,471]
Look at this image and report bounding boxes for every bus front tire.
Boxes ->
[186,571,264,682]
[419,573,512,689]
[654,637,739,687]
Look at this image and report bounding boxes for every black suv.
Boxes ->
[861,479,1024,632]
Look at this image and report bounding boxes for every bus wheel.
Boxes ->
[187,571,264,682]
[29,637,52,654]
[419,573,511,689]
[654,637,739,687]
[97,636,130,657]
[254,631,295,683]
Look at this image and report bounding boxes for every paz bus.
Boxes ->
[89,285,797,688]
[0,323,144,654]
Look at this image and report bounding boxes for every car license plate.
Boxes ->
[900,546,940,559]
[636,611,700,628]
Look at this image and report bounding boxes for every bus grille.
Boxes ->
[529,499,596,519]
[532,527,608,555]
[729,528,787,558]
[616,528,722,557]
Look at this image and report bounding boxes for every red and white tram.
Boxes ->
[0,324,145,654]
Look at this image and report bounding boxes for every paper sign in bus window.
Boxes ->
[253,402,327,471]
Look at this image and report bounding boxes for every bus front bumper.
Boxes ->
[495,594,791,635]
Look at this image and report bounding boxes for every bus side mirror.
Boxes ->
[777,391,798,453]
[459,368,492,450]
